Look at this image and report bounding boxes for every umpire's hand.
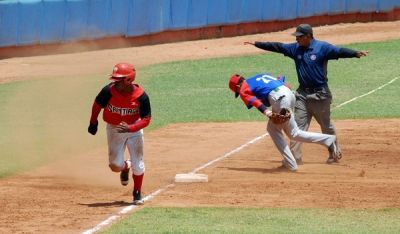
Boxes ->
[356,51,368,57]
[88,120,98,135]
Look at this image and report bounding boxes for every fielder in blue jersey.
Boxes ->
[229,73,340,171]
[244,24,368,164]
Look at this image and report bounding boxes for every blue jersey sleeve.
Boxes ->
[322,42,341,60]
[281,43,298,59]
[254,42,297,59]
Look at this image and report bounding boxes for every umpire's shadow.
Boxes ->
[78,200,131,208]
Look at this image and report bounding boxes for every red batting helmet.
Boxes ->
[229,74,244,98]
[110,63,136,83]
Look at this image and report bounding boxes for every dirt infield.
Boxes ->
[151,120,400,208]
[1,21,400,233]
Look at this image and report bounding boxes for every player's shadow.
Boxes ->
[79,200,131,208]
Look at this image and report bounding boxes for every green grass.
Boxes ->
[102,207,400,233]
[0,39,399,177]
[138,39,400,128]
[328,40,400,118]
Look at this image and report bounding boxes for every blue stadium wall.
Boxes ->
[1,0,400,57]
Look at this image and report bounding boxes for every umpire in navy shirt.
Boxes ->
[245,24,368,164]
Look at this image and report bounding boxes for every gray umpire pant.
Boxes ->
[289,86,341,160]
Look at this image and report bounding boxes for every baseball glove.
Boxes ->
[269,108,291,124]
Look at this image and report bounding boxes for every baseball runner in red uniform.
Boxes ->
[88,63,151,205]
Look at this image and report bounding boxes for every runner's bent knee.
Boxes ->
[109,162,124,172]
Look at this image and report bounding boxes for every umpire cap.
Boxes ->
[291,24,313,36]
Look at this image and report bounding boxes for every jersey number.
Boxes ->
[256,74,277,84]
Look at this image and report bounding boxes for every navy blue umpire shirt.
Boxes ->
[254,39,358,89]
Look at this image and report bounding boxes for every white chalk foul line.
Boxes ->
[82,185,174,234]
[83,76,398,234]
[333,76,399,109]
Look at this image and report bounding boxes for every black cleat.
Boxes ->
[133,190,144,205]
[120,169,130,186]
